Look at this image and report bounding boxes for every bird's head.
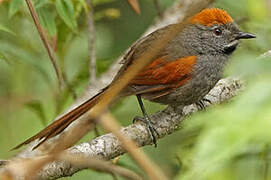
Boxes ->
[186,8,255,55]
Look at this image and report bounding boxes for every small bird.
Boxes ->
[13,8,256,150]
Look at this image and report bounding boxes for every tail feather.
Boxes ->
[12,90,105,150]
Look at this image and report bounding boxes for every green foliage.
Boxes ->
[176,71,271,180]
[35,0,57,36]
[55,0,77,31]
[75,0,88,16]
[8,0,23,18]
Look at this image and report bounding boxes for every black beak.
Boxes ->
[236,32,256,40]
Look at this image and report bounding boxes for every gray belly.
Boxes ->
[147,75,220,106]
[144,55,228,106]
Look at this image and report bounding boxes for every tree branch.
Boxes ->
[1,77,243,180]
[19,77,243,180]
[58,153,143,180]
[87,0,97,85]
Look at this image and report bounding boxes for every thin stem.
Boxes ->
[87,0,97,84]
[127,0,141,14]
[99,113,167,180]
[60,153,143,180]
[25,0,63,88]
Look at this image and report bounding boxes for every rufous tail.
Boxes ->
[12,90,105,150]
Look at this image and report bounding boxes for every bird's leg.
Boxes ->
[135,95,159,147]
[196,98,212,110]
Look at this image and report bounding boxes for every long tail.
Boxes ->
[12,89,106,150]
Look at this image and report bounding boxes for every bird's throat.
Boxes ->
[223,40,239,55]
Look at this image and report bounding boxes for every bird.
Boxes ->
[13,8,256,150]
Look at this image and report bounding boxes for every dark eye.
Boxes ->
[213,28,222,36]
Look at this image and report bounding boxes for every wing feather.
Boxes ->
[130,56,196,86]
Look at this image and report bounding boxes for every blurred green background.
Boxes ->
[1,0,271,179]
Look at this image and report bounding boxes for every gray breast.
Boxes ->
[148,54,229,106]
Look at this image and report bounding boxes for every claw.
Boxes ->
[196,101,205,110]
[133,115,144,124]
[202,98,212,104]
[133,115,159,147]
[196,98,212,110]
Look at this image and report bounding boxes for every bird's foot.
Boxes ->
[196,98,212,110]
[133,116,159,147]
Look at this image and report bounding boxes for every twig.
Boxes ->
[25,0,63,88]
[1,152,143,180]
[127,0,141,14]
[8,77,242,180]
[87,0,99,134]
[87,0,97,84]
[153,0,163,18]
[99,112,166,180]
[59,153,143,180]
[0,122,96,179]
[0,120,139,180]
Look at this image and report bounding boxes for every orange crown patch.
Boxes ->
[189,8,233,26]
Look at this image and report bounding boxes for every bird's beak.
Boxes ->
[236,32,256,40]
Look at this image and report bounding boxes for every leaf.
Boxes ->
[77,0,88,15]
[55,0,77,31]
[0,24,16,35]
[8,0,23,18]
[127,0,140,14]
[92,0,116,6]
[24,100,47,126]
[36,7,57,36]
[34,0,50,9]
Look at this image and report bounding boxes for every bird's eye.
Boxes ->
[213,28,222,36]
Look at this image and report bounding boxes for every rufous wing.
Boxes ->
[126,56,197,99]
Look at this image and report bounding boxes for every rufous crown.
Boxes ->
[189,8,233,26]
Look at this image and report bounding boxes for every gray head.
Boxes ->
[183,8,255,56]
